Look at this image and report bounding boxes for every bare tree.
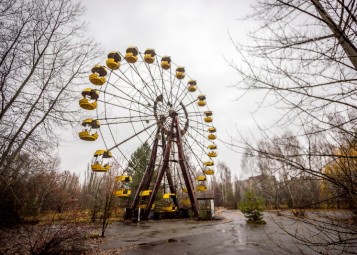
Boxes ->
[229,0,357,253]
[0,0,100,171]
[0,0,100,224]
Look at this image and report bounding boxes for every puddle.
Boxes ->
[138,242,158,247]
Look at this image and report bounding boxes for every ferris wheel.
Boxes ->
[78,47,217,218]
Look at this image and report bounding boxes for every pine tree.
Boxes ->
[126,142,151,194]
[239,189,266,224]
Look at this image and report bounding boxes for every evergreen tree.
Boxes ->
[126,142,151,194]
[239,189,266,225]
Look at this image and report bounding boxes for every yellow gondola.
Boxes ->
[208,133,216,140]
[187,80,197,92]
[115,175,132,183]
[106,51,121,70]
[161,205,177,212]
[144,48,156,64]
[196,175,206,181]
[208,151,217,157]
[204,116,213,123]
[175,66,185,79]
[79,118,100,141]
[140,190,152,196]
[91,150,112,172]
[204,111,212,116]
[89,65,107,85]
[207,144,217,150]
[163,193,176,199]
[161,56,171,70]
[204,161,214,167]
[161,193,177,212]
[197,94,206,107]
[114,189,132,197]
[204,110,213,122]
[208,127,216,133]
[196,184,207,191]
[79,88,99,110]
[203,168,215,175]
[138,204,155,209]
[125,46,139,63]
[182,187,188,193]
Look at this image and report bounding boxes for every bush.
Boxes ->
[238,189,266,225]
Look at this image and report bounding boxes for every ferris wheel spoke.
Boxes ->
[176,87,190,108]
[130,62,161,102]
[183,126,206,151]
[113,68,154,105]
[131,61,160,98]
[169,70,177,106]
[188,117,212,128]
[187,121,209,133]
[97,100,153,116]
[101,117,157,125]
[105,81,154,112]
[108,122,157,151]
[181,136,205,169]
[157,62,171,105]
[141,58,164,97]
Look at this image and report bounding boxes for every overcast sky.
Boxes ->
[58,0,271,179]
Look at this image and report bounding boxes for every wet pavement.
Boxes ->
[99,210,343,254]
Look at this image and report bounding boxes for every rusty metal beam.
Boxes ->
[130,128,160,211]
[174,116,199,218]
[142,117,175,219]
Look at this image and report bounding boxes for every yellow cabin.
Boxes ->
[208,133,217,140]
[161,56,171,70]
[198,94,206,100]
[196,185,207,191]
[208,151,217,157]
[175,66,185,80]
[161,193,177,212]
[91,150,112,172]
[115,175,132,183]
[161,206,177,212]
[204,111,212,116]
[144,48,156,64]
[106,51,121,70]
[79,88,99,110]
[140,190,152,196]
[198,100,206,107]
[188,80,197,92]
[197,94,206,107]
[163,193,176,199]
[138,203,155,209]
[203,169,215,175]
[208,127,216,133]
[125,46,139,63]
[204,161,214,167]
[196,175,206,181]
[204,116,213,123]
[89,65,107,86]
[114,189,131,197]
[207,144,217,150]
[79,118,100,141]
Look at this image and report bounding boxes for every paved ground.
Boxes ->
[99,210,354,254]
